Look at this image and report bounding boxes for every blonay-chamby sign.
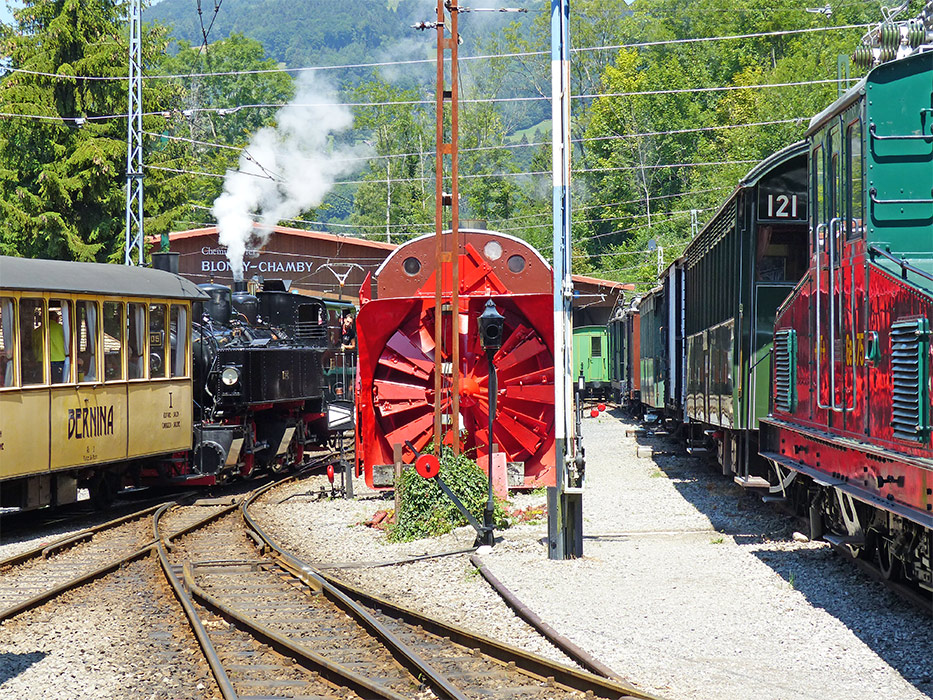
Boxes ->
[198,246,316,275]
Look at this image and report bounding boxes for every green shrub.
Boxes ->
[389,447,509,542]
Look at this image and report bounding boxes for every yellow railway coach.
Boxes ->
[0,256,207,510]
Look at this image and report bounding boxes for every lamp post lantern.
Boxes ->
[478,299,505,547]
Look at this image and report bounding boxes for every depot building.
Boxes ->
[160,226,633,324]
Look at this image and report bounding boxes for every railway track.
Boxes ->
[0,500,235,622]
[0,454,340,624]
[158,480,660,700]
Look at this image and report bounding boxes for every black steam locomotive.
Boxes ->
[140,271,352,488]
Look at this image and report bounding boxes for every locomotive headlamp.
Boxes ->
[221,366,241,386]
[478,299,505,351]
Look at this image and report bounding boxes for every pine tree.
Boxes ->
[0,0,178,261]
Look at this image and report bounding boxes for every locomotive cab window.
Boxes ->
[19,297,44,386]
[170,305,187,378]
[128,303,146,380]
[149,304,167,379]
[0,297,14,388]
[812,144,824,255]
[846,121,863,240]
[48,299,72,384]
[103,301,124,381]
[76,300,100,383]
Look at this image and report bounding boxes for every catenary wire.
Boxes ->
[0,24,871,82]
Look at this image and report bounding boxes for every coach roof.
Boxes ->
[0,256,208,300]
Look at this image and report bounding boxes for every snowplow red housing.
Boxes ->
[355,230,555,490]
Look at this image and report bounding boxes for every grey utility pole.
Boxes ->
[124,0,144,266]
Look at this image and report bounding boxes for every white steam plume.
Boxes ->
[212,75,368,280]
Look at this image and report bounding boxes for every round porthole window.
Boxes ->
[483,240,503,261]
[403,256,422,276]
[507,254,526,273]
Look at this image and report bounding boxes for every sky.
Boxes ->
[0,1,15,25]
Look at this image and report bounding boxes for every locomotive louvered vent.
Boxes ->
[890,318,930,442]
[773,328,797,412]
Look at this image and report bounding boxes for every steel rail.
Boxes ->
[469,553,624,681]
[181,562,411,700]
[0,502,166,570]
[153,505,238,700]
[316,569,660,700]
[241,489,661,700]
[0,501,236,623]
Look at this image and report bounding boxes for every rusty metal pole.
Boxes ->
[450,3,460,458]
[433,0,461,458]
[433,0,445,457]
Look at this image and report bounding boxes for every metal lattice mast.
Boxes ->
[124,0,144,266]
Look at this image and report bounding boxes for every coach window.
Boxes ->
[76,300,100,383]
[19,298,44,385]
[847,122,863,240]
[103,302,124,381]
[0,297,14,387]
[149,304,167,378]
[48,299,72,384]
[170,305,187,377]
[128,303,146,379]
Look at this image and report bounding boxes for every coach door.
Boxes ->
[814,122,854,424]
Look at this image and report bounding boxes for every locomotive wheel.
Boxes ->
[877,539,902,581]
[89,471,120,510]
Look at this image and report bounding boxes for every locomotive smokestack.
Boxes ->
[233,280,247,293]
[151,252,180,275]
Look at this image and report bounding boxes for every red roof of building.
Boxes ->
[161,225,396,251]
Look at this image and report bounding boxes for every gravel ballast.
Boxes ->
[253,412,932,700]
[1,410,930,699]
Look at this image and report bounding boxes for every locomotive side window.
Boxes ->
[19,297,44,386]
[76,300,100,383]
[128,303,146,380]
[591,335,602,358]
[149,304,167,379]
[170,305,187,378]
[846,121,863,240]
[48,299,72,384]
[812,144,824,253]
[0,297,14,388]
[103,301,124,381]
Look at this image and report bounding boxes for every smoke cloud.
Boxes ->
[212,75,368,280]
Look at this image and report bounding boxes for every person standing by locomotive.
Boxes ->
[340,309,356,353]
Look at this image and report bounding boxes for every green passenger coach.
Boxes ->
[572,325,609,399]
[683,141,810,481]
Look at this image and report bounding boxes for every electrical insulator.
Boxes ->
[852,46,874,68]
[879,22,900,48]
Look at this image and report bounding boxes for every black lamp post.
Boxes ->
[477,299,505,547]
